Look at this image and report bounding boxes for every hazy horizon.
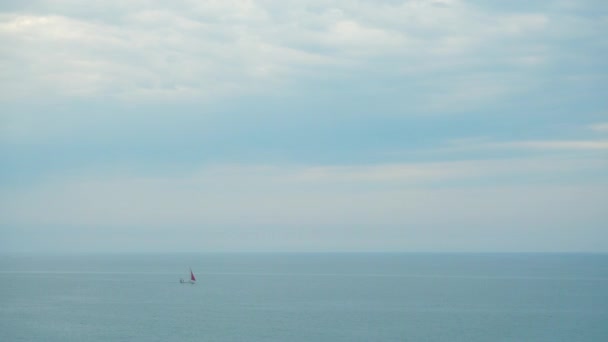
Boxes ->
[1,0,607,254]
[2,251,607,256]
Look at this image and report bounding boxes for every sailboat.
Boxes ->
[180,268,196,284]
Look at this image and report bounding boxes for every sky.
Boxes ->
[0,0,607,253]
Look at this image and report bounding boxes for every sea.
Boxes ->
[1,253,607,341]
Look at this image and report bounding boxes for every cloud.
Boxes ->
[289,157,603,183]
[2,0,605,147]
[493,140,608,150]
[590,122,608,133]
[0,11,310,102]
[2,154,604,227]
[1,1,607,252]
[0,0,579,104]
[439,136,608,153]
[5,0,601,147]
[2,156,606,252]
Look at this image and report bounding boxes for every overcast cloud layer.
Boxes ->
[1,0,607,253]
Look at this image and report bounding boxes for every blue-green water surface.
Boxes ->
[1,253,607,341]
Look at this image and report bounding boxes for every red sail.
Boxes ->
[190,270,196,281]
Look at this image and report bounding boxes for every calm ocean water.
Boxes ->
[1,253,607,341]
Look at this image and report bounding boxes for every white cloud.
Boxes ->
[590,122,608,133]
[436,137,608,153]
[289,157,591,183]
[0,11,300,101]
[493,14,548,36]
[489,140,608,150]
[324,19,405,52]
[1,156,606,252]
[1,1,606,253]
[2,0,604,146]
[0,0,569,103]
[1,155,604,228]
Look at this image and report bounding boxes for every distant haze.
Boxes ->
[1,0,607,253]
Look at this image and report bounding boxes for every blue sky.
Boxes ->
[1,0,607,253]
